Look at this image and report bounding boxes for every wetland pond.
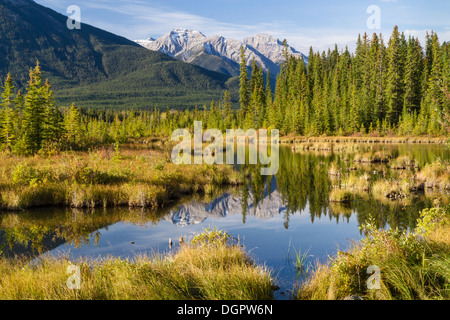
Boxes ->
[1,143,449,299]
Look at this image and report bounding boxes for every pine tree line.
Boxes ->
[261,26,450,136]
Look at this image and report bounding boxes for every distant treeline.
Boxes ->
[0,63,156,154]
[0,63,233,154]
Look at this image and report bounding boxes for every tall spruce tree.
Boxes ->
[386,26,407,124]
[42,79,64,144]
[424,33,446,134]
[403,36,424,122]
[22,62,46,154]
[239,46,250,124]
[1,73,15,150]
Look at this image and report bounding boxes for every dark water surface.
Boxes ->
[1,143,448,299]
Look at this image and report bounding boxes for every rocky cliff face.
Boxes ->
[135,29,306,77]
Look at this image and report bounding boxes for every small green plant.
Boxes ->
[293,247,312,278]
[415,205,448,237]
[112,141,122,161]
[154,161,165,171]
[12,164,55,185]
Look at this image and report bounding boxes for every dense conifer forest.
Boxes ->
[239,27,450,137]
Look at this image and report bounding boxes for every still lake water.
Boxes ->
[0,143,448,299]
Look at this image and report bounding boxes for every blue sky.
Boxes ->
[35,0,450,53]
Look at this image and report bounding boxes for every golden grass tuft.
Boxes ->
[297,207,450,300]
[0,147,242,211]
[0,235,274,300]
[329,188,354,203]
[416,160,450,190]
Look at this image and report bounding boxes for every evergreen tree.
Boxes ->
[239,46,250,124]
[424,33,446,134]
[42,79,64,144]
[264,71,272,128]
[22,62,46,154]
[403,36,423,115]
[65,103,83,146]
[385,26,407,124]
[1,73,15,150]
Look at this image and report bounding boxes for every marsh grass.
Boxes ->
[282,136,447,145]
[390,154,418,170]
[0,230,274,300]
[371,179,405,200]
[326,155,449,205]
[328,162,341,177]
[341,173,371,192]
[416,160,450,190]
[297,207,450,300]
[0,147,242,211]
[353,150,393,163]
[329,188,355,203]
[292,142,362,154]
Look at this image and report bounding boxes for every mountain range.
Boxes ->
[0,0,306,110]
[135,29,307,78]
[0,0,235,109]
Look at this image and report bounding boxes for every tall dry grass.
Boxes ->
[297,206,450,300]
[0,230,274,300]
[0,147,242,211]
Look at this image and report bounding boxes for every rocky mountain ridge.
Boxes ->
[136,29,307,77]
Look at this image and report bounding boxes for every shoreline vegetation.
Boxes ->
[282,135,448,145]
[0,144,242,211]
[296,204,450,300]
[0,228,275,300]
[326,152,450,204]
[0,201,447,300]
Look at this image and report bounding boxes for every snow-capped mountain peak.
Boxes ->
[135,30,306,77]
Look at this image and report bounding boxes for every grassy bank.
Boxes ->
[297,205,450,300]
[282,135,448,145]
[328,155,449,204]
[0,229,274,300]
[0,144,242,211]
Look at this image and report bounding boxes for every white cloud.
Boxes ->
[35,0,449,55]
[55,0,357,53]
